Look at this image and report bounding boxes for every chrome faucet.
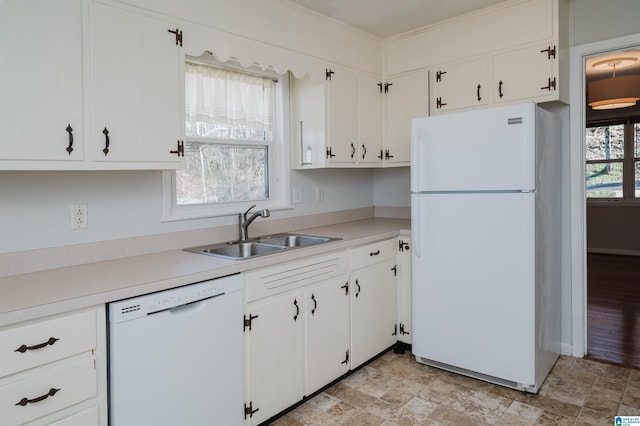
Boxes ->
[239,204,270,241]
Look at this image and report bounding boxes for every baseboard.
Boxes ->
[587,247,640,257]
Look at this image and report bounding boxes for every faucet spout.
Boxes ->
[239,204,271,241]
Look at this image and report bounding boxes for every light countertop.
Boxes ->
[0,218,410,327]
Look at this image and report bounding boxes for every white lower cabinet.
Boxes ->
[244,288,305,425]
[304,278,350,395]
[350,262,397,367]
[243,252,349,425]
[0,307,106,426]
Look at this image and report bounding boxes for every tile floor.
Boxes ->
[271,350,640,425]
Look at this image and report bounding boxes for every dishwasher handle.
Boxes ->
[150,291,225,316]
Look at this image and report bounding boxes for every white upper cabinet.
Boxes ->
[492,42,559,104]
[429,57,489,115]
[89,1,184,167]
[290,67,382,169]
[384,70,429,166]
[0,0,84,167]
[357,74,383,165]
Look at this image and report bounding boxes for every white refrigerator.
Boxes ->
[410,103,561,393]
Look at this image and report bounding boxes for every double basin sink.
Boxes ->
[185,233,341,260]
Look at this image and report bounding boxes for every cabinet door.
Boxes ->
[90,2,183,165]
[245,291,304,425]
[384,70,428,165]
[0,0,83,163]
[493,42,558,104]
[304,277,350,395]
[290,75,327,169]
[350,260,398,368]
[358,74,383,165]
[429,58,489,115]
[327,67,358,164]
[396,237,412,345]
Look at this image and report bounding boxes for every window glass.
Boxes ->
[176,61,275,207]
[585,124,624,161]
[586,162,623,198]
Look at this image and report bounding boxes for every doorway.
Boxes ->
[582,46,640,368]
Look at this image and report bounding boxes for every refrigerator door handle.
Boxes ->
[410,126,421,190]
[412,198,421,259]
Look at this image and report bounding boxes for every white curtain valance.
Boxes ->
[185,62,274,132]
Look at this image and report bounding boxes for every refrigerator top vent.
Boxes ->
[508,117,523,125]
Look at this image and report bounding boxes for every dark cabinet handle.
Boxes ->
[362,144,366,160]
[15,388,60,406]
[350,143,355,159]
[311,293,317,315]
[369,250,380,256]
[498,80,504,98]
[293,298,299,321]
[15,337,59,353]
[65,124,73,155]
[102,127,110,156]
[355,280,361,298]
[477,84,482,102]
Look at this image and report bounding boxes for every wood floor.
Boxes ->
[587,253,640,368]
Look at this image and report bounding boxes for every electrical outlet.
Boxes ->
[293,187,301,204]
[70,204,87,230]
[315,185,324,201]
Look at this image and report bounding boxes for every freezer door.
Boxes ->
[411,192,536,385]
[411,103,536,192]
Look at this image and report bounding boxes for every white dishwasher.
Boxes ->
[108,273,243,426]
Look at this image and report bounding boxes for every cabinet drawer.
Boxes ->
[349,239,396,271]
[0,310,96,377]
[0,357,96,426]
[244,251,348,302]
[47,406,99,426]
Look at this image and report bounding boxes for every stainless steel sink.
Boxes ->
[255,233,337,248]
[185,233,341,260]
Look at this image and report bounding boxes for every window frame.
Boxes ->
[585,117,640,203]
[162,58,291,221]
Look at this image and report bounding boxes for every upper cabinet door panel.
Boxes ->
[90,1,182,164]
[358,74,382,164]
[0,0,83,163]
[327,67,358,164]
[429,57,489,115]
[492,42,558,104]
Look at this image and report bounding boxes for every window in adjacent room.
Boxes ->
[585,119,640,200]
[164,57,290,220]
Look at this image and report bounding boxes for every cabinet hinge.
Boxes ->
[384,82,393,93]
[325,68,335,80]
[326,147,336,159]
[436,70,446,82]
[541,77,557,92]
[167,28,183,46]
[392,324,398,336]
[436,97,447,109]
[540,45,556,60]
[243,314,258,331]
[169,140,184,157]
[398,240,410,252]
[384,149,394,160]
[244,402,259,419]
[400,323,410,336]
[341,281,349,295]
[391,264,397,276]
[377,149,384,160]
[341,349,350,365]
[377,82,383,93]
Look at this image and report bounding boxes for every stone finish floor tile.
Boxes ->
[267,350,639,425]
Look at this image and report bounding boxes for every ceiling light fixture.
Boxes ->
[588,57,640,110]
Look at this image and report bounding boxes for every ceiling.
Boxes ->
[286,0,508,38]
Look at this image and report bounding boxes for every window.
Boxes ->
[163,58,290,220]
[585,119,640,200]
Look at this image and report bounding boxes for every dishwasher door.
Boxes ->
[108,274,243,426]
